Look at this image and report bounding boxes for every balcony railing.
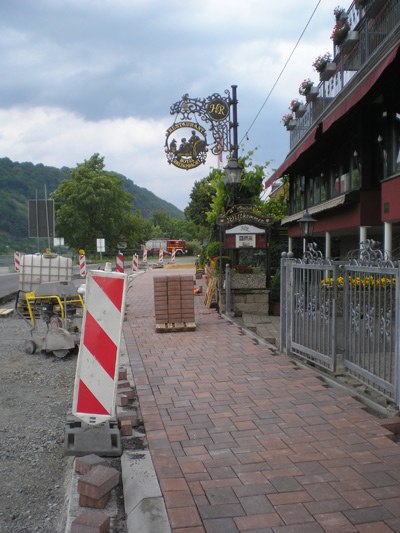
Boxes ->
[289,0,400,149]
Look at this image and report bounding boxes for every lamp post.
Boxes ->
[223,85,241,188]
[298,209,316,254]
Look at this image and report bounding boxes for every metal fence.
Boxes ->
[281,241,400,406]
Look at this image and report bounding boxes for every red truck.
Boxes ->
[144,239,187,255]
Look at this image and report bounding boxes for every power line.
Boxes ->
[239,0,323,147]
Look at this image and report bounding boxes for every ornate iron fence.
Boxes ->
[281,241,400,405]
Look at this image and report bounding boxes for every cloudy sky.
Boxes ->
[0,0,343,210]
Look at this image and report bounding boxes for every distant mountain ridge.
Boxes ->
[0,157,184,251]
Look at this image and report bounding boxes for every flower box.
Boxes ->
[319,62,337,81]
[295,104,306,118]
[285,119,296,131]
[305,86,319,102]
[340,30,359,53]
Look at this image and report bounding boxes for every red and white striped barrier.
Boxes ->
[142,248,147,263]
[14,251,21,272]
[72,270,127,425]
[131,253,139,272]
[171,250,176,263]
[159,248,164,263]
[116,252,124,273]
[79,254,87,277]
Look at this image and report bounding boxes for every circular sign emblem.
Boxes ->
[165,121,208,170]
[206,98,229,122]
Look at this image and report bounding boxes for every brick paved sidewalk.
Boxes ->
[123,268,400,533]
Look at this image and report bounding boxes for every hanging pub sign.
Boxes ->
[165,91,232,170]
[165,122,207,170]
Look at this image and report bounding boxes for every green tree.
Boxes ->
[51,153,143,252]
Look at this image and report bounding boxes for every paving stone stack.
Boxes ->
[153,275,195,331]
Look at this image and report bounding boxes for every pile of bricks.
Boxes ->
[71,454,119,532]
[153,275,196,331]
[116,366,140,437]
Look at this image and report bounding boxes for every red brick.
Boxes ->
[120,419,132,436]
[118,367,127,381]
[117,387,134,400]
[71,510,110,532]
[75,455,107,475]
[117,394,128,407]
[78,465,120,500]
[79,493,110,509]
[117,380,130,389]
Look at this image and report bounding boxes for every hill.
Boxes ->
[0,157,184,252]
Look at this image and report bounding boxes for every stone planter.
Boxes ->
[231,274,266,290]
[305,86,319,102]
[319,62,337,82]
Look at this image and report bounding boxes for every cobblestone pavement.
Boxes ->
[123,267,400,532]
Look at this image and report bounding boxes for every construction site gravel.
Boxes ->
[0,306,127,532]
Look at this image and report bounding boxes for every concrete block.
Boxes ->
[78,465,120,500]
[64,417,122,457]
[117,380,130,389]
[75,454,107,475]
[71,510,110,532]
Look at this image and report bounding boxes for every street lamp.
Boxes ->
[223,85,241,186]
[298,209,316,239]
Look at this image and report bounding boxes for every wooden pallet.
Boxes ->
[0,308,14,317]
[155,322,196,333]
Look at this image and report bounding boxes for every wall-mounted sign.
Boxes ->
[165,121,207,170]
[236,234,256,248]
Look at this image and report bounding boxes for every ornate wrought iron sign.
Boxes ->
[216,205,272,228]
[165,90,232,170]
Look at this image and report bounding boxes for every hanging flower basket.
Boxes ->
[334,6,348,21]
[289,99,301,112]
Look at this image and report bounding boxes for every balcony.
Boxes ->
[288,0,400,150]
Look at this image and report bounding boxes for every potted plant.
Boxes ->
[299,79,319,102]
[290,98,306,118]
[331,20,350,46]
[282,113,296,131]
[334,6,347,21]
[313,52,336,81]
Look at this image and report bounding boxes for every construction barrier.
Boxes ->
[159,248,163,263]
[72,270,127,425]
[116,252,124,273]
[14,251,21,272]
[171,250,176,263]
[79,254,86,277]
[131,253,139,272]
[143,248,148,263]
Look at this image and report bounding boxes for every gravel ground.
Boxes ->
[0,302,127,532]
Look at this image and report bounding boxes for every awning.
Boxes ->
[281,195,346,225]
[266,42,400,190]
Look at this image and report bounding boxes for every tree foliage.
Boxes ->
[51,154,145,252]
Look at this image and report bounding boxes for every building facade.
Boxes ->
[267,0,400,259]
